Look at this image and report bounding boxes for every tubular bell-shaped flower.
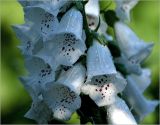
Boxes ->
[37,8,86,67]
[13,23,42,55]
[114,21,154,59]
[42,64,86,121]
[81,40,127,106]
[25,99,52,124]
[114,21,153,74]
[20,56,57,99]
[24,6,59,41]
[123,74,159,121]
[85,0,100,30]
[106,96,137,125]
[115,0,139,22]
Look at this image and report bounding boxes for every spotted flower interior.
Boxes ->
[13,0,158,124]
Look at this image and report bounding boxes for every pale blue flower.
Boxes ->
[85,0,100,30]
[36,8,86,67]
[106,97,137,125]
[13,23,42,55]
[115,0,139,22]
[24,6,59,41]
[114,21,153,74]
[87,40,117,79]
[114,54,142,75]
[20,56,57,100]
[123,74,159,121]
[42,64,86,121]
[81,41,127,106]
[114,21,154,59]
[25,99,52,124]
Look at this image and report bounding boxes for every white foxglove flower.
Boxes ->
[81,73,127,107]
[25,99,52,124]
[98,16,113,41]
[129,68,151,93]
[115,0,139,22]
[42,64,86,121]
[37,8,86,67]
[24,6,59,41]
[81,41,127,106]
[114,21,154,60]
[106,97,137,125]
[123,74,159,121]
[85,0,100,30]
[13,23,42,55]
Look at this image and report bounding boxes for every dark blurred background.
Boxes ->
[1,0,159,124]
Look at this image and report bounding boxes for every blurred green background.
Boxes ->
[0,0,159,124]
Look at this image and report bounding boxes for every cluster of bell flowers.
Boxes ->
[13,0,158,124]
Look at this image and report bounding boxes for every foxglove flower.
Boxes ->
[114,53,142,75]
[20,56,57,100]
[114,21,153,59]
[13,23,42,55]
[85,0,100,30]
[123,74,159,121]
[81,40,127,106]
[42,64,86,121]
[106,96,137,125]
[25,99,52,124]
[114,21,153,74]
[24,6,59,41]
[115,0,139,22]
[37,8,86,67]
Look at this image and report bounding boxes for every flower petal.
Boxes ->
[36,8,86,66]
[25,99,52,124]
[129,68,151,93]
[129,43,154,64]
[106,97,137,125]
[19,0,71,15]
[57,63,86,94]
[114,54,142,75]
[12,23,42,55]
[24,6,59,41]
[81,72,127,106]
[87,40,117,79]
[85,0,100,30]
[115,0,139,21]
[123,75,159,121]
[114,21,153,59]
[42,84,81,121]
[25,56,57,86]
[19,77,41,100]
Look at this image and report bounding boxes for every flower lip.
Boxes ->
[42,83,81,121]
[81,72,127,107]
